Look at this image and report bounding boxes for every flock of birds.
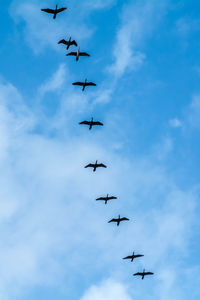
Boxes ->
[41,4,154,281]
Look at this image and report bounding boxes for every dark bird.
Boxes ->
[79,118,103,130]
[123,251,144,262]
[133,269,154,280]
[108,215,129,226]
[58,37,77,50]
[66,47,90,61]
[41,5,67,19]
[85,160,107,172]
[72,79,96,91]
[96,194,117,204]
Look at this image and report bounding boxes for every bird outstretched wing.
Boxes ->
[58,39,68,45]
[72,82,84,86]
[41,8,55,14]
[66,52,77,56]
[79,52,90,57]
[109,196,117,200]
[98,163,107,168]
[96,197,105,201]
[121,217,129,221]
[135,254,144,258]
[86,82,96,86]
[85,164,94,168]
[123,256,132,260]
[79,121,90,125]
[108,218,117,223]
[57,7,67,13]
[93,121,103,126]
[145,272,154,275]
[71,40,78,46]
[133,272,142,276]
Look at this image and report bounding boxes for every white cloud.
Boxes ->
[169,118,182,128]
[108,0,167,77]
[9,1,93,53]
[38,63,67,97]
[0,72,198,299]
[81,279,131,300]
[186,94,200,129]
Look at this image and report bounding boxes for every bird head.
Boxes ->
[85,79,87,83]
[91,117,93,121]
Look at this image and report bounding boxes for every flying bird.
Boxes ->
[41,5,67,19]
[66,47,90,61]
[58,37,77,50]
[108,215,129,226]
[133,269,154,280]
[85,160,107,172]
[79,118,103,130]
[123,251,144,262]
[72,79,96,91]
[96,194,117,204]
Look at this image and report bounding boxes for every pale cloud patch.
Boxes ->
[0,76,198,299]
[108,0,167,77]
[80,279,131,300]
[176,17,200,38]
[186,94,200,129]
[169,118,182,128]
[9,0,93,53]
[38,63,67,98]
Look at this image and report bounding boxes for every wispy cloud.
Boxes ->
[38,63,67,98]
[80,279,131,300]
[169,118,182,128]
[0,76,197,299]
[108,0,167,77]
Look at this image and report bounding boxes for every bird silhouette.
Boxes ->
[79,118,103,130]
[85,160,107,172]
[72,79,96,91]
[96,194,117,204]
[66,47,90,61]
[108,215,129,226]
[58,37,77,50]
[123,251,144,262]
[41,5,67,19]
[133,269,154,280]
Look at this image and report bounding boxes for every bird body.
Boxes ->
[96,194,117,204]
[133,269,154,280]
[123,252,144,262]
[79,118,103,130]
[66,47,90,61]
[58,37,77,50]
[41,5,67,19]
[72,79,96,91]
[108,215,129,226]
[85,160,107,172]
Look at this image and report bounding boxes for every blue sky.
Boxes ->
[0,0,200,299]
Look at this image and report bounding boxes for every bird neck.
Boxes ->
[56,4,58,10]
